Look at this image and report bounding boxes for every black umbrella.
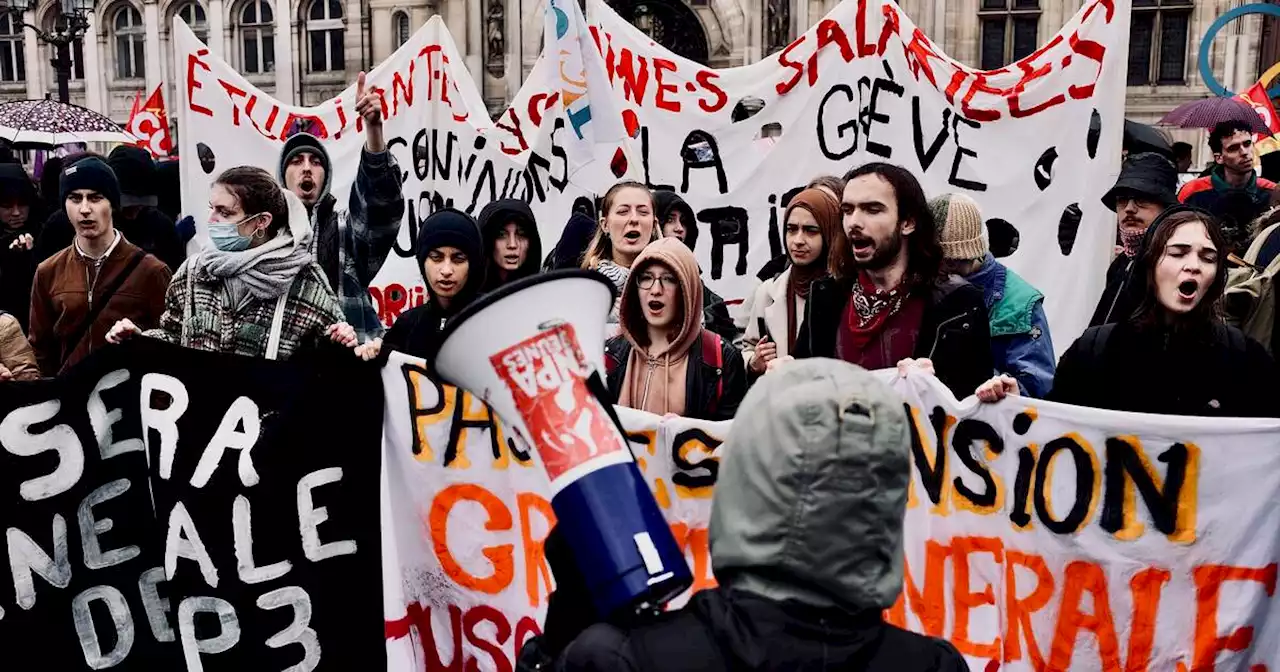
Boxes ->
[1089,115,1173,159]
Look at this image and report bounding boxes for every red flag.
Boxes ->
[1236,82,1280,156]
[126,84,173,158]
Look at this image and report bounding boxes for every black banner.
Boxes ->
[0,340,385,670]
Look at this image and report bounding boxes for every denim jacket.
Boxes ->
[966,254,1055,398]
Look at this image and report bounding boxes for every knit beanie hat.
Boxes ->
[107,145,158,207]
[60,157,121,210]
[417,208,484,276]
[930,193,988,261]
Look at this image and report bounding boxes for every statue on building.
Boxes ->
[765,0,790,54]
[486,0,505,77]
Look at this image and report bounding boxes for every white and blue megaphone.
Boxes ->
[430,269,692,618]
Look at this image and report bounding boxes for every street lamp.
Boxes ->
[0,0,98,103]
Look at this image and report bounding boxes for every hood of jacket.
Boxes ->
[278,133,334,206]
[620,236,703,358]
[710,358,910,612]
[653,190,699,251]
[550,211,597,270]
[0,163,39,216]
[478,198,543,289]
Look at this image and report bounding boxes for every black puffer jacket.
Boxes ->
[545,589,967,672]
[794,275,993,399]
[602,330,746,421]
[1049,320,1280,417]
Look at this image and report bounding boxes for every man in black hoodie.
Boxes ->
[478,198,543,293]
[653,189,738,342]
[520,359,968,672]
[278,73,406,342]
[1089,152,1179,327]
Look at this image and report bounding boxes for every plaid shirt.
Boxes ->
[144,262,345,360]
[313,149,405,342]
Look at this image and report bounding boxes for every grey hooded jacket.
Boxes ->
[549,360,968,672]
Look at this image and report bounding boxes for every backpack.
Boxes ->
[605,330,724,414]
[1225,221,1280,354]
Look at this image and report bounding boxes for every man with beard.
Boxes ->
[1090,152,1178,327]
[793,162,992,399]
[278,72,405,343]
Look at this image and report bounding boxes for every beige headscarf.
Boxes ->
[617,237,704,416]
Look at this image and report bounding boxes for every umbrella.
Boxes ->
[1123,119,1173,159]
[1160,96,1274,136]
[0,99,137,147]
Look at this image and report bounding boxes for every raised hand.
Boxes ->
[354,71,386,153]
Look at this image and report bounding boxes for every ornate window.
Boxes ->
[175,1,208,42]
[978,0,1039,70]
[393,10,409,49]
[0,13,24,83]
[239,0,274,74]
[113,4,146,80]
[306,0,344,73]
[1128,0,1193,85]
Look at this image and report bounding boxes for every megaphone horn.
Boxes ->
[430,269,693,619]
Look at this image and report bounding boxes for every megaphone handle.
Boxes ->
[586,370,633,450]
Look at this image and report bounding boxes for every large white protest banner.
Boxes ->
[176,0,1128,352]
[379,354,1280,671]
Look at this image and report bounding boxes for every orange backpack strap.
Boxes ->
[700,330,723,415]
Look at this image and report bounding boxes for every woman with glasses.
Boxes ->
[602,237,746,421]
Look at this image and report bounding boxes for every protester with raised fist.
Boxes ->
[581,180,659,328]
[359,208,484,361]
[30,157,171,375]
[794,162,992,399]
[977,208,1279,417]
[478,198,542,293]
[106,166,355,359]
[519,359,967,672]
[741,188,839,378]
[279,70,405,343]
[602,237,745,421]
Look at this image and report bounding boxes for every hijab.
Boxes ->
[783,189,841,351]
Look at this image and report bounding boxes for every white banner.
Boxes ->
[175,0,1128,352]
[378,353,1280,671]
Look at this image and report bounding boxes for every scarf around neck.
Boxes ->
[192,190,314,312]
[847,271,908,345]
[1119,227,1146,258]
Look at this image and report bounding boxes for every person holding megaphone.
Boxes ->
[356,208,485,361]
[518,360,968,672]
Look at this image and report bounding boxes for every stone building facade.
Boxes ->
[0,0,1270,162]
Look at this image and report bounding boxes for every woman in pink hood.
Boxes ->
[602,237,746,420]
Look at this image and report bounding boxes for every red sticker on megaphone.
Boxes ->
[490,324,628,490]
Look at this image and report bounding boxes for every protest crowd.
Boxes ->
[4,0,1280,670]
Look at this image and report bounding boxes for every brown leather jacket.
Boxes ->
[0,312,39,381]
[29,234,170,376]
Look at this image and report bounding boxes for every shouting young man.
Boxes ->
[793,162,993,398]
[278,71,406,342]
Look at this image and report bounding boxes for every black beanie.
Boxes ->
[107,145,157,204]
[417,208,484,274]
[60,157,121,210]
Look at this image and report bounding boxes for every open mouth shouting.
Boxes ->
[849,235,875,258]
[502,253,521,266]
[644,297,668,319]
[1176,279,1199,303]
[435,279,458,295]
[622,228,644,245]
